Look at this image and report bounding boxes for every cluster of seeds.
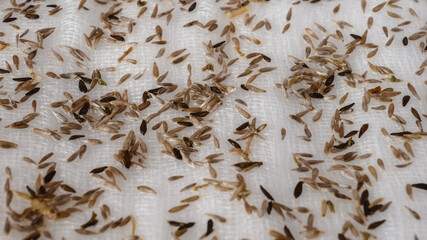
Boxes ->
[1,0,426,239]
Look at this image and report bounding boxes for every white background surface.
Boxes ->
[1,0,427,239]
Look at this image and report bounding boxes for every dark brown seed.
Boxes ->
[339,103,355,112]
[402,95,410,107]
[79,80,88,93]
[69,135,85,141]
[90,166,108,174]
[79,102,90,115]
[294,181,303,198]
[189,2,196,12]
[358,124,369,138]
[172,148,182,160]
[368,219,386,230]
[236,122,249,131]
[228,139,241,149]
[25,87,40,96]
[309,93,324,99]
[123,150,132,168]
[213,41,225,48]
[177,121,193,127]
[140,119,147,135]
[412,183,427,191]
[260,185,274,200]
[325,75,334,86]
[403,37,408,46]
[43,170,56,183]
[284,225,295,240]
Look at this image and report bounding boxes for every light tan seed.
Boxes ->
[387,11,402,19]
[235,105,251,119]
[137,185,157,194]
[377,158,385,170]
[381,128,393,142]
[407,83,420,100]
[406,184,413,201]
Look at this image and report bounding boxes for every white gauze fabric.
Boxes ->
[0,0,426,240]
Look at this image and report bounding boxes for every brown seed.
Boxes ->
[405,206,421,220]
[367,48,378,58]
[333,4,340,14]
[368,219,386,230]
[0,140,18,149]
[286,8,292,21]
[168,204,189,213]
[358,124,369,138]
[180,195,199,203]
[168,175,184,181]
[372,2,386,12]
[172,53,191,64]
[281,128,286,140]
[282,23,291,34]
[385,35,395,47]
[407,83,420,100]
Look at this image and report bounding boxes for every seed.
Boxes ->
[260,185,274,200]
[168,204,189,213]
[0,140,18,149]
[358,124,369,138]
[188,2,197,12]
[412,183,427,191]
[140,119,147,135]
[137,185,157,194]
[172,53,190,64]
[294,181,303,199]
[333,4,340,14]
[172,148,182,160]
[368,219,386,230]
[405,206,420,220]
[235,105,251,119]
[281,128,286,140]
[402,37,408,46]
[282,23,290,34]
[168,175,183,181]
[406,184,413,201]
[180,195,199,203]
